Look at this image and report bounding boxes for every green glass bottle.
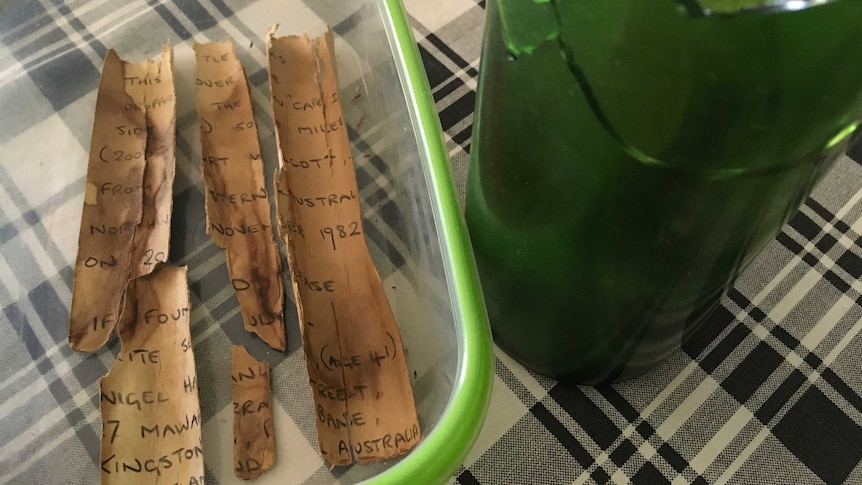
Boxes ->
[466,0,862,383]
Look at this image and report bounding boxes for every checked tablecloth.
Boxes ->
[2,0,862,484]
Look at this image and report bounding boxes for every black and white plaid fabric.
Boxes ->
[2,0,862,484]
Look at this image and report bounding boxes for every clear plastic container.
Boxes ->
[0,0,492,483]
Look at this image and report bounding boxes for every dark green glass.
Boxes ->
[466,0,862,383]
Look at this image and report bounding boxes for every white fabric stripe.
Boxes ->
[0,1,157,90]
[835,184,862,220]
[34,0,104,73]
[1,0,106,47]
[768,269,821,323]
[770,185,862,296]
[609,469,633,484]
[822,313,862,368]
[688,406,755,476]
[573,363,700,480]
[713,427,772,485]
[0,381,71,460]
[0,406,100,483]
[0,343,64,394]
[655,377,720,440]
[801,294,855,352]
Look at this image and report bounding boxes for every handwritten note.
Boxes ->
[125,45,177,279]
[267,27,420,465]
[231,345,276,479]
[100,265,204,485]
[194,40,286,351]
[69,46,176,352]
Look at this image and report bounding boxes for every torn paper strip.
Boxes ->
[70,49,148,352]
[99,265,204,485]
[232,345,276,479]
[267,27,420,465]
[194,39,286,351]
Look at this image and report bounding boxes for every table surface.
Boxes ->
[3,1,862,484]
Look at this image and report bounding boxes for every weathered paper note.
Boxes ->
[70,46,176,352]
[232,345,276,479]
[194,40,286,351]
[267,27,420,465]
[99,265,203,485]
[126,45,177,279]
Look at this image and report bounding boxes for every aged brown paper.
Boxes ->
[194,40,286,351]
[267,27,420,465]
[70,46,177,352]
[126,45,177,279]
[231,345,276,479]
[99,265,204,485]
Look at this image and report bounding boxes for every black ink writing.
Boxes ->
[291,269,335,293]
[233,400,270,416]
[196,75,235,87]
[83,254,117,269]
[143,307,190,324]
[140,413,200,438]
[320,221,362,251]
[317,404,365,430]
[297,117,343,135]
[89,221,136,236]
[208,187,267,204]
[209,222,270,237]
[284,187,358,208]
[100,390,170,410]
[116,349,160,364]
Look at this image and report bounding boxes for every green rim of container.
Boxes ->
[367,1,494,484]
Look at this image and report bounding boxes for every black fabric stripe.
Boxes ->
[805,198,836,223]
[803,352,823,369]
[755,369,806,423]
[439,91,476,132]
[773,386,862,485]
[815,233,838,253]
[722,342,784,403]
[596,386,640,423]
[699,325,749,373]
[609,439,636,466]
[550,385,621,449]
[425,32,471,70]
[788,212,822,242]
[726,288,751,309]
[206,0,235,20]
[591,467,611,484]
[496,357,537,406]
[419,44,454,89]
[836,251,862,279]
[749,306,767,323]
[776,231,805,256]
[147,0,192,40]
[824,270,851,293]
[771,325,800,349]
[54,3,108,58]
[821,368,862,413]
[434,77,466,102]
[531,402,594,468]
[457,469,481,485]
[452,125,473,147]
[658,443,688,473]
[801,252,819,267]
[332,6,364,36]
[362,222,406,269]
[632,462,671,484]
[636,421,655,439]
[683,305,736,359]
